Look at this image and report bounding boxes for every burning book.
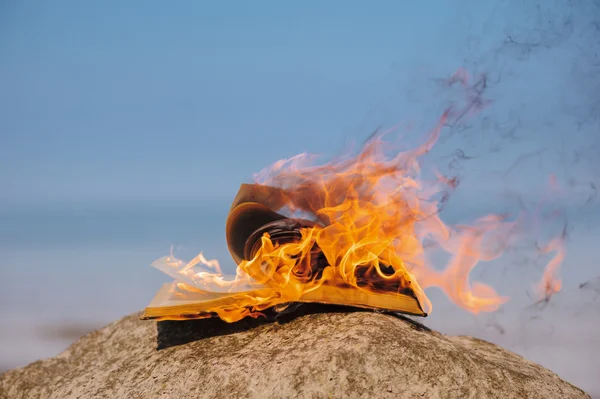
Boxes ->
[141,183,427,321]
[141,110,565,323]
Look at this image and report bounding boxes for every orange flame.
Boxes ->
[153,110,566,322]
[535,234,565,300]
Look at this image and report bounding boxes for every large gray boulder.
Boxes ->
[0,307,590,398]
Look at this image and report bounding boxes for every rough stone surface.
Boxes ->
[0,307,590,399]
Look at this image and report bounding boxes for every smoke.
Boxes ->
[382,1,600,393]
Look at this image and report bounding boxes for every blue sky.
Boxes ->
[0,1,444,204]
[2,1,597,209]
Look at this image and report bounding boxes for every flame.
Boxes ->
[535,235,565,300]
[528,174,567,302]
[153,110,566,322]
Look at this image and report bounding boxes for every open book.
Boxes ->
[141,281,426,321]
[142,184,428,321]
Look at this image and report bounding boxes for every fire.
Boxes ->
[152,110,565,323]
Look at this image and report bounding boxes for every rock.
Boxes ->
[0,306,590,399]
